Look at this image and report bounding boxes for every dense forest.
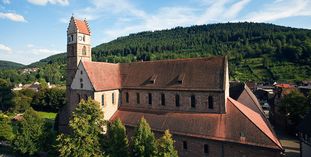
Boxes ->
[0,60,24,70]
[1,22,311,85]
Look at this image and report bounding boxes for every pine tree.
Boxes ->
[56,98,106,157]
[107,118,129,157]
[157,130,178,157]
[131,117,158,157]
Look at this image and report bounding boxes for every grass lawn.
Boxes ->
[37,111,57,120]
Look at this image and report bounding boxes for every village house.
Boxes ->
[58,17,284,157]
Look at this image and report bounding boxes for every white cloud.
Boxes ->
[27,44,34,48]
[243,0,311,22]
[0,12,27,22]
[72,0,311,43]
[0,44,12,54]
[196,0,229,24]
[75,0,146,20]
[224,0,251,19]
[2,0,10,4]
[27,0,69,6]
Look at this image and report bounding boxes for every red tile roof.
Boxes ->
[74,18,90,35]
[82,61,121,91]
[229,98,282,149]
[82,56,226,91]
[274,84,293,88]
[110,97,283,150]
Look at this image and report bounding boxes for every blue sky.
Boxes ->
[0,0,311,65]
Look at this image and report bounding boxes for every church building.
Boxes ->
[58,16,284,157]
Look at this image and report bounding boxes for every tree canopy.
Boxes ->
[56,98,106,157]
[131,117,158,157]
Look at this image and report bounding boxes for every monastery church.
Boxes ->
[58,16,284,157]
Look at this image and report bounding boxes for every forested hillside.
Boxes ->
[0,60,24,70]
[1,22,311,85]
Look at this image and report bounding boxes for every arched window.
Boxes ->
[161,93,165,106]
[82,46,86,55]
[208,96,214,109]
[175,94,180,107]
[102,94,105,106]
[136,93,140,104]
[77,94,81,102]
[112,92,115,104]
[191,95,196,108]
[125,92,129,103]
[148,93,152,105]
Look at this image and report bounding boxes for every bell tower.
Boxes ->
[59,16,92,133]
[66,16,91,102]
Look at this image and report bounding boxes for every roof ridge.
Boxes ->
[121,56,224,65]
[82,60,118,65]
[228,97,283,150]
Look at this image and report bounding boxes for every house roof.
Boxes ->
[110,97,283,150]
[274,84,294,89]
[73,18,90,35]
[82,61,121,91]
[230,82,278,138]
[81,56,226,91]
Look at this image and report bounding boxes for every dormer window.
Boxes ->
[148,75,157,84]
[177,74,185,84]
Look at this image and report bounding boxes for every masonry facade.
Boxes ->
[58,17,283,157]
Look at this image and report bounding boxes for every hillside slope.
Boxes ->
[0,60,24,70]
[5,22,311,83]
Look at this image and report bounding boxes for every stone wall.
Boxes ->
[120,89,225,113]
[124,126,281,157]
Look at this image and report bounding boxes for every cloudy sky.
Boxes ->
[1,0,311,65]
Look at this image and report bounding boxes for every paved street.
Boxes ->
[276,128,300,157]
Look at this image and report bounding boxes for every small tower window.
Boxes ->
[77,94,81,103]
[71,35,73,41]
[148,93,152,105]
[175,94,180,107]
[136,93,140,104]
[183,141,188,150]
[80,70,83,75]
[80,78,83,82]
[80,83,83,88]
[112,93,115,104]
[82,46,86,55]
[125,92,129,103]
[208,96,214,109]
[204,144,209,154]
[83,35,85,42]
[191,95,196,108]
[161,93,165,106]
